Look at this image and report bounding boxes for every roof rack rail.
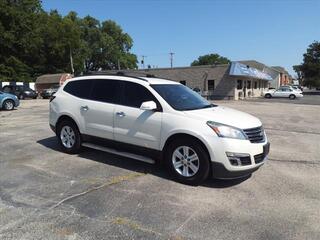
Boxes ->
[79,71,150,82]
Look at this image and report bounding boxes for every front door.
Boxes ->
[113,81,162,150]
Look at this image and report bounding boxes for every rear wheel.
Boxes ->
[19,94,24,100]
[265,93,272,98]
[165,138,210,185]
[289,94,296,100]
[57,120,81,154]
[2,100,14,110]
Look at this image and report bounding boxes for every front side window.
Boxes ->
[123,82,158,108]
[63,80,93,99]
[90,79,121,104]
[152,84,213,111]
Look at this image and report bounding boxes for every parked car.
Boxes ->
[49,74,270,185]
[41,84,60,99]
[264,86,303,99]
[2,85,37,99]
[0,91,20,110]
[292,84,303,92]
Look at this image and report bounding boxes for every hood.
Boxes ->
[183,106,262,129]
[1,92,17,98]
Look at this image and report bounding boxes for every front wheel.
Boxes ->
[289,94,296,100]
[57,120,81,154]
[165,138,210,185]
[265,93,272,98]
[2,100,14,110]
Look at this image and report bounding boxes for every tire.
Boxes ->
[56,120,81,154]
[289,94,296,100]
[2,100,14,110]
[265,93,272,98]
[19,94,24,100]
[165,138,210,185]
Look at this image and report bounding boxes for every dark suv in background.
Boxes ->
[40,84,60,99]
[2,85,38,99]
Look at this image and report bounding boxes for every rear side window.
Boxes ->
[63,80,93,99]
[90,79,121,104]
[123,82,157,108]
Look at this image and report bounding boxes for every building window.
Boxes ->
[179,80,186,85]
[247,80,251,89]
[237,80,243,90]
[208,80,215,91]
[254,81,258,89]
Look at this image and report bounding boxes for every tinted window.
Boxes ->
[64,80,93,99]
[123,82,157,108]
[90,79,121,104]
[152,84,213,111]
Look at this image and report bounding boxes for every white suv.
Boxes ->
[49,74,270,185]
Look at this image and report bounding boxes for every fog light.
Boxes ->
[226,152,251,166]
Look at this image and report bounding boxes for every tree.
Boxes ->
[294,41,320,87]
[0,0,138,81]
[191,53,230,66]
[0,0,43,81]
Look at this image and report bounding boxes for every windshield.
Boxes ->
[151,84,215,111]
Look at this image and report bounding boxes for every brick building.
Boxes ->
[107,60,275,100]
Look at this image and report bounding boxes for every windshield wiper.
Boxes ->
[182,104,217,111]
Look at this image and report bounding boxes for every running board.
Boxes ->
[81,142,156,164]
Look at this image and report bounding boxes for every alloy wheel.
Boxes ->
[172,146,200,177]
[4,100,14,110]
[60,126,76,148]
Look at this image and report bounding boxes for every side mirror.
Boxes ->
[140,101,157,111]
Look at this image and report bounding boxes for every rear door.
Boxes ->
[82,79,121,140]
[113,81,162,150]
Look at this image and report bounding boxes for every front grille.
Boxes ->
[254,153,265,164]
[243,126,265,143]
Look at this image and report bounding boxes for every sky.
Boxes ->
[42,0,320,75]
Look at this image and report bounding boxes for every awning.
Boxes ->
[229,62,273,81]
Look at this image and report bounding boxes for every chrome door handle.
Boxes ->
[81,105,89,111]
[116,111,126,117]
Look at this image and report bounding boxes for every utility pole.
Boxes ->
[169,52,175,68]
[141,55,147,69]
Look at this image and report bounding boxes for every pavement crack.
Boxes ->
[268,158,320,165]
[49,172,145,210]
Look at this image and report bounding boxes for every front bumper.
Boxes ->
[203,133,270,179]
[211,162,261,179]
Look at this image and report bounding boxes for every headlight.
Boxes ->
[206,121,247,140]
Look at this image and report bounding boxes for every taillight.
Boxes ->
[49,95,56,102]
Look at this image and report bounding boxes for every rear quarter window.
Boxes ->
[63,80,93,99]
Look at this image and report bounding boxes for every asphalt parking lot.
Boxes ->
[0,99,319,240]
